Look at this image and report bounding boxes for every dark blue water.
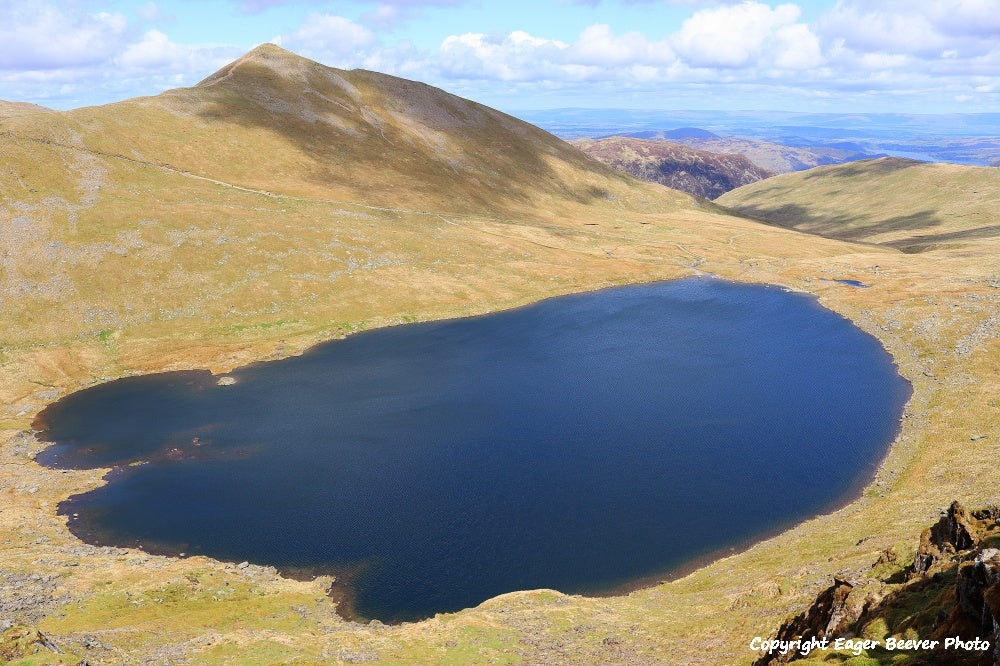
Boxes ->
[35,278,910,623]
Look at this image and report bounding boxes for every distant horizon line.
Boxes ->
[11,96,1000,120]
[507,107,1000,118]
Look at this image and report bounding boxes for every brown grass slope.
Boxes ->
[3,44,645,218]
[718,157,1000,252]
[572,135,773,199]
[0,100,52,118]
[1,46,999,666]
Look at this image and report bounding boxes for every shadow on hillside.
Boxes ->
[801,157,924,180]
[884,223,1000,252]
[730,202,944,243]
[189,63,619,214]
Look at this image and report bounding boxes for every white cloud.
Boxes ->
[363,0,469,26]
[136,2,169,23]
[369,0,466,5]
[771,23,823,70]
[817,2,945,58]
[270,14,381,71]
[572,0,746,5]
[818,0,1000,60]
[436,25,680,84]
[0,4,128,70]
[911,0,1000,38]
[0,1,241,108]
[439,31,570,81]
[671,2,816,69]
[238,0,292,13]
[858,52,909,70]
[118,30,191,70]
[363,4,404,29]
[569,24,674,66]
[2,0,998,114]
[285,14,376,55]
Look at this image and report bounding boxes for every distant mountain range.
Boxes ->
[606,127,720,140]
[515,108,1000,167]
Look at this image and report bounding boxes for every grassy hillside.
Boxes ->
[718,157,1000,252]
[572,136,772,199]
[1,45,999,666]
[0,100,51,117]
[4,44,649,219]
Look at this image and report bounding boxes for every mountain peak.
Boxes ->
[246,42,295,59]
[125,43,630,217]
[196,43,327,88]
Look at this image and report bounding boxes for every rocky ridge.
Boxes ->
[755,501,1000,665]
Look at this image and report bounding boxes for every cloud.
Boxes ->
[136,2,170,23]
[931,0,1000,37]
[363,4,405,28]
[236,0,468,25]
[569,0,746,5]
[817,2,945,58]
[436,26,682,84]
[238,0,295,13]
[285,14,376,54]
[671,2,820,69]
[0,1,240,108]
[569,24,674,66]
[0,4,127,70]
[2,0,998,114]
[272,14,383,69]
[770,23,823,70]
[420,1,999,111]
[659,0,753,4]
[367,0,467,5]
[439,31,570,81]
[118,30,195,70]
[362,0,470,29]
[841,0,1000,38]
[818,0,1000,60]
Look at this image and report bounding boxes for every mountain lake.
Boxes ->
[35,277,911,623]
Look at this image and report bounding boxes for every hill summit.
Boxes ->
[5,43,638,216]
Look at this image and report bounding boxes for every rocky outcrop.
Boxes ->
[752,578,865,666]
[912,501,980,576]
[0,624,69,662]
[757,502,1000,665]
[925,547,1000,666]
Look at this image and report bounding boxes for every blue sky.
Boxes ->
[1,0,998,114]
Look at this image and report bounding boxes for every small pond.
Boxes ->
[35,278,910,623]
